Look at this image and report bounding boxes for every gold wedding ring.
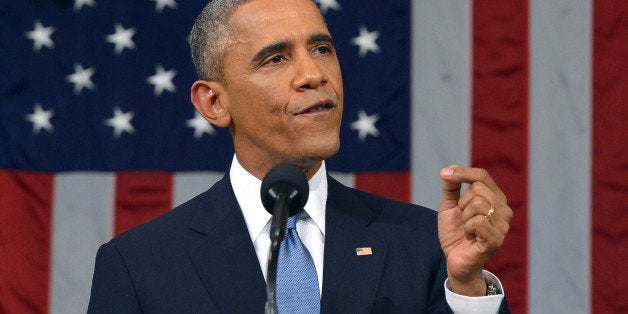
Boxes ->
[485,205,496,224]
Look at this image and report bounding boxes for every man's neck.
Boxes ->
[234,154,324,180]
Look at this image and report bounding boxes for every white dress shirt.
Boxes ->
[229,156,505,313]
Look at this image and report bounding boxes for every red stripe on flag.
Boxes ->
[355,172,410,203]
[592,1,628,312]
[0,170,53,313]
[472,2,529,313]
[114,172,173,235]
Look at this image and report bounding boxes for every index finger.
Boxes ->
[441,165,506,201]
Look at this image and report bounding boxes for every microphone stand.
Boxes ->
[264,194,290,314]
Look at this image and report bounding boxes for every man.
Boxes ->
[88,0,513,312]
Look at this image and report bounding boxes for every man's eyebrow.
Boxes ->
[251,41,289,64]
[309,33,334,46]
[250,34,334,64]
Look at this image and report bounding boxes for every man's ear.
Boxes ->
[190,80,231,128]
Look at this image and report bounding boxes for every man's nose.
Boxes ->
[292,53,328,91]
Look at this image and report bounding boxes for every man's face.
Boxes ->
[217,0,343,176]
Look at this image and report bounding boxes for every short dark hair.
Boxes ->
[189,0,320,81]
[189,0,250,81]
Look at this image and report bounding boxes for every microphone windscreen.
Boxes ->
[260,163,309,216]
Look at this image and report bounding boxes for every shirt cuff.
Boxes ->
[444,270,505,314]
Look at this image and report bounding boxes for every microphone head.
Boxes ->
[260,163,309,216]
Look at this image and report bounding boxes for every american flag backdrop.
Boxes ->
[0,0,626,313]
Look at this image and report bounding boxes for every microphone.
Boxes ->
[260,163,309,314]
[261,163,309,232]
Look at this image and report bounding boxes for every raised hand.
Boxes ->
[437,165,513,296]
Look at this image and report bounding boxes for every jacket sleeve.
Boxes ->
[429,251,454,313]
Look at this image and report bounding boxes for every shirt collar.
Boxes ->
[229,155,327,244]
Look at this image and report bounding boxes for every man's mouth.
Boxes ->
[297,100,335,115]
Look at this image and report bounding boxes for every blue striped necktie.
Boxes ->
[276,211,320,313]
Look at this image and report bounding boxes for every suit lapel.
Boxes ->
[187,176,266,313]
[321,177,389,313]
[184,174,391,312]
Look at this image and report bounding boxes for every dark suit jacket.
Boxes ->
[88,175,509,313]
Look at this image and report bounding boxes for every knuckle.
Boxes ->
[478,168,489,181]
[469,182,482,194]
[503,222,510,235]
[494,235,505,248]
[506,212,514,223]
[471,196,485,209]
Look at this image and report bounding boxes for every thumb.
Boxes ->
[439,165,461,211]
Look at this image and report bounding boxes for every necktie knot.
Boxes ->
[286,210,303,230]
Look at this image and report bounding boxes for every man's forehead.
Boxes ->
[228,3,328,43]
[229,0,324,31]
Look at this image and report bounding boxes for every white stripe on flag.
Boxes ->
[529,0,592,313]
[411,1,472,208]
[50,172,115,314]
[173,172,224,207]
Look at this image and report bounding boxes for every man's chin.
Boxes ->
[288,143,339,167]
[307,141,340,161]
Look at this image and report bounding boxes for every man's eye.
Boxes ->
[316,46,330,54]
[313,45,333,55]
[265,55,285,65]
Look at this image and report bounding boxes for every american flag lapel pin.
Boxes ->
[355,247,373,256]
